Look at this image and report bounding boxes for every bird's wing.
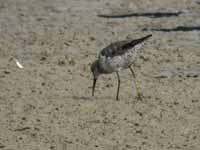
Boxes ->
[100,34,152,58]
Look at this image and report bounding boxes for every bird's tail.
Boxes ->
[123,34,152,49]
[132,34,152,45]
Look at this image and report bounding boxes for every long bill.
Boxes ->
[92,78,97,96]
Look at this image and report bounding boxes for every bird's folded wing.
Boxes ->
[100,34,152,58]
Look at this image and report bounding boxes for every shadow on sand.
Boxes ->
[72,95,113,101]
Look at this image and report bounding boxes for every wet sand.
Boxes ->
[0,0,200,149]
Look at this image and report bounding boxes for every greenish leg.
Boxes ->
[116,72,120,100]
[129,66,143,100]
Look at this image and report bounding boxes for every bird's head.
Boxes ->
[91,60,101,96]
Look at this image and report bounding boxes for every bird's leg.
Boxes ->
[129,66,143,100]
[116,72,120,100]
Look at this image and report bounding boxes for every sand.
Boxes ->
[0,0,200,149]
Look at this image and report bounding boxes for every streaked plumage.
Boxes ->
[91,34,152,100]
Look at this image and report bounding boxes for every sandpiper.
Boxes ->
[91,34,152,100]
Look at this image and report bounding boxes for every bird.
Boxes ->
[91,34,152,100]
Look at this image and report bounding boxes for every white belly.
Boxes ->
[99,48,139,73]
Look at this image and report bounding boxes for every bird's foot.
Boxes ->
[135,92,144,101]
[116,96,119,101]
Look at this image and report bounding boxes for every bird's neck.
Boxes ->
[96,60,106,74]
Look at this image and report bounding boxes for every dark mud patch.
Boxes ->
[143,26,200,32]
[98,12,182,18]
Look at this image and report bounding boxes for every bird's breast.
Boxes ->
[99,47,138,73]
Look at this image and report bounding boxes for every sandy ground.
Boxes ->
[0,0,200,149]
